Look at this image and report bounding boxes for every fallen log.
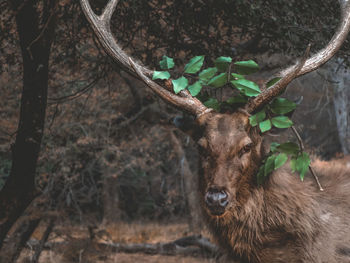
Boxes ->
[27,234,220,258]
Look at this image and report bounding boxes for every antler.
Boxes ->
[80,0,211,117]
[245,1,350,113]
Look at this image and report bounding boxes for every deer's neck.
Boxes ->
[211,167,324,262]
[263,167,323,237]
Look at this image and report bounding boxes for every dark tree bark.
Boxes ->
[0,0,57,247]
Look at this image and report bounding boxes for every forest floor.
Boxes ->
[36,252,215,263]
[18,221,218,263]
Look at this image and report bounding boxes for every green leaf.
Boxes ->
[234,60,259,75]
[290,157,297,173]
[259,119,272,133]
[159,55,175,70]
[277,142,299,156]
[208,73,228,88]
[264,155,276,177]
[152,71,171,80]
[231,79,261,97]
[172,76,188,94]
[226,95,247,104]
[231,73,245,80]
[274,153,288,169]
[188,81,202,96]
[249,110,266,127]
[203,98,220,111]
[270,98,296,114]
[271,116,293,128]
[270,142,280,153]
[266,77,282,88]
[184,56,205,74]
[199,67,217,82]
[215,56,232,72]
[296,152,310,181]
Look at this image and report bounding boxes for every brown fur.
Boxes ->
[196,112,350,263]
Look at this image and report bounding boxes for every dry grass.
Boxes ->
[104,221,208,243]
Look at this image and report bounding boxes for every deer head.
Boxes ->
[80,0,350,220]
[193,111,264,218]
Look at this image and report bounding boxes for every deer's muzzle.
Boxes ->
[205,187,229,216]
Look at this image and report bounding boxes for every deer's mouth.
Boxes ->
[207,207,227,216]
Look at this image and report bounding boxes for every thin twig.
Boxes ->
[48,103,59,130]
[291,126,324,191]
[114,105,150,131]
[291,126,305,151]
[308,166,323,191]
[48,76,101,103]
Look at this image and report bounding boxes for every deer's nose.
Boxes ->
[205,187,228,215]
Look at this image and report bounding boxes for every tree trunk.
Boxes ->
[326,58,350,155]
[102,174,124,223]
[170,132,203,233]
[0,0,56,247]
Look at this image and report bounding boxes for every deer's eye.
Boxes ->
[238,143,253,157]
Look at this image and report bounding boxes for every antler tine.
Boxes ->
[80,0,152,77]
[80,0,211,117]
[246,1,350,113]
[245,44,311,113]
[100,0,119,23]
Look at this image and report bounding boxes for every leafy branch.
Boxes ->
[152,55,261,111]
[152,54,322,189]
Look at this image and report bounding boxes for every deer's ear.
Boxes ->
[172,115,204,141]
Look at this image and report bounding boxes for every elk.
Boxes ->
[80,0,350,262]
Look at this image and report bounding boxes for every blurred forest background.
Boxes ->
[0,0,350,262]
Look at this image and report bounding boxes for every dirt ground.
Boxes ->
[36,252,216,263]
[17,222,217,263]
